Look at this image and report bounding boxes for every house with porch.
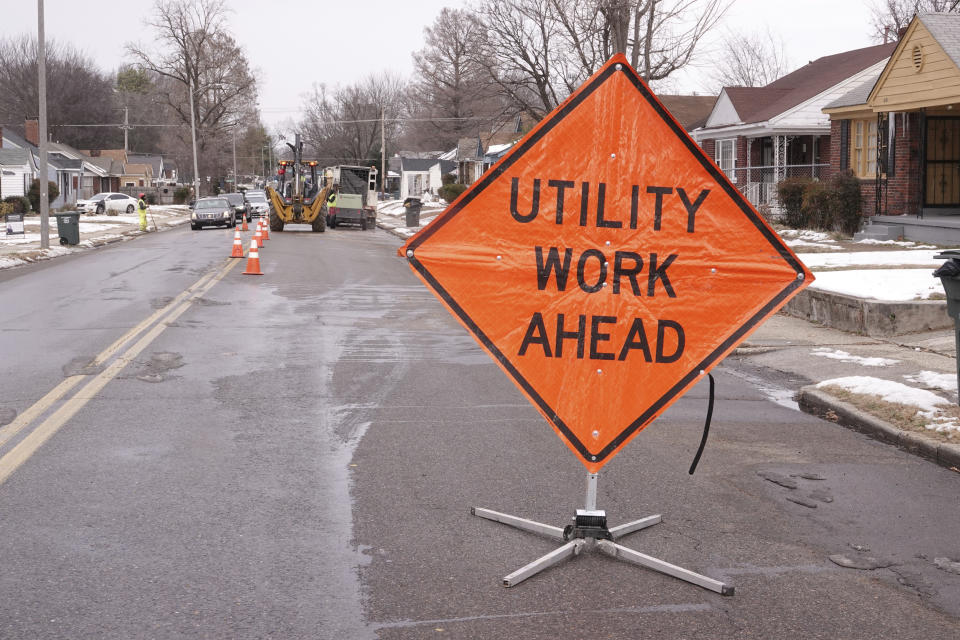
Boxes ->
[825,12,960,244]
[692,43,895,213]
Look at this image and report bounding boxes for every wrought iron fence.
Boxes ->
[727,163,830,214]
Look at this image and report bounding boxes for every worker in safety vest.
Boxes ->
[137,193,148,231]
[326,185,338,209]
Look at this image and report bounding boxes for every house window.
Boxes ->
[851,118,878,178]
[715,139,736,182]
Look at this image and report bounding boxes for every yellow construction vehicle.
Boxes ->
[265,134,329,232]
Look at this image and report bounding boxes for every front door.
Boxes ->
[925,117,960,207]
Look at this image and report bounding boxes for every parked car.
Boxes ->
[76,192,110,214]
[101,193,140,215]
[190,197,235,230]
[223,192,247,222]
[244,191,270,218]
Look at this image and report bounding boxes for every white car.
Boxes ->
[101,193,140,215]
[76,192,110,214]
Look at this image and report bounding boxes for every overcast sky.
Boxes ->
[3,0,881,134]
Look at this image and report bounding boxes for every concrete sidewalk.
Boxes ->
[378,204,960,470]
[1,206,191,270]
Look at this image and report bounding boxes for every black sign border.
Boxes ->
[407,57,806,465]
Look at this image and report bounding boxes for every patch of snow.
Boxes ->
[798,250,940,269]
[809,269,942,301]
[854,239,937,248]
[812,348,899,367]
[817,376,949,412]
[780,229,835,243]
[904,371,958,393]
[785,239,843,250]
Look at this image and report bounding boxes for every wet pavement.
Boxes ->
[0,223,958,638]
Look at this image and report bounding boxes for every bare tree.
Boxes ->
[0,36,118,149]
[868,0,960,42]
[300,73,407,167]
[471,0,730,118]
[707,28,790,90]
[126,0,258,181]
[410,8,503,149]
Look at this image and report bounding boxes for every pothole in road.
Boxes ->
[134,351,185,383]
[62,355,104,377]
[0,408,16,426]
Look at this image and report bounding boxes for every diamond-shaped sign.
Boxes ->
[400,55,813,472]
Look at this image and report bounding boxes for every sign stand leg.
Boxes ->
[472,472,734,595]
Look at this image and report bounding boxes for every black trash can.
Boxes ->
[53,211,80,245]
[934,251,960,405]
[403,197,422,227]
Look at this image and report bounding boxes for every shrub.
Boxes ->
[27,179,59,213]
[441,173,456,186]
[802,181,833,231]
[777,177,813,228]
[173,187,190,204]
[145,192,158,205]
[828,170,863,235]
[439,182,467,203]
[3,194,31,214]
[0,202,12,216]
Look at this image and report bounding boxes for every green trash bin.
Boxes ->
[53,211,80,245]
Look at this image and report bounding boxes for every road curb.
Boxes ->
[798,385,960,469]
[0,218,189,271]
[783,287,950,337]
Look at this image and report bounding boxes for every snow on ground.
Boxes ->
[904,370,959,393]
[809,269,942,301]
[855,238,937,248]
[817,375,959,435]
[797,249,940,269]
[779,229,843,251]
[811,348,899,367]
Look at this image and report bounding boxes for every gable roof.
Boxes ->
[0,148,31,166]
[127,153,163,176]
[701,42,895,130]
[1,128,34,151]
[866,12,960,111]
[655,94,717,130]
[920,12,960,68]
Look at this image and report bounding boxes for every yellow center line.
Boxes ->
[0,258,240,486]
[0,263,223,450]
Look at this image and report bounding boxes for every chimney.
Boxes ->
[25,118,39,146]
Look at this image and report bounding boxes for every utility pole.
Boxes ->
[232,126,237,193]
[188,75,200,198]
[380,107,386,195]
[37,0,50,250]
[123,107,129,154]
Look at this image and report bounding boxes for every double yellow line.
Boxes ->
[0,258,240,486]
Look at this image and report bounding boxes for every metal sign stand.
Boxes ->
[472,473,734,595]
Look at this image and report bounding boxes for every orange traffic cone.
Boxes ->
[253,225,263,248]
[229,229,244,258]
[242,238,262,275]
[260,218,270,241]
[241,213,249,231]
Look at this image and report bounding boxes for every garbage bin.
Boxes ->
[403,197,422,227]
[53,211,80,245]
[934,251,960,405]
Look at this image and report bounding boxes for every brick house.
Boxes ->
[692,43,895,213]
[824,12,960,243]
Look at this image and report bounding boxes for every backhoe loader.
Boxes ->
[265,133,328,232]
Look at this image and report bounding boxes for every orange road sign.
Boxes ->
[400,54,813,473]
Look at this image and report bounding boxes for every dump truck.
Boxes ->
[265,133,328,232]
[325,165,378,230]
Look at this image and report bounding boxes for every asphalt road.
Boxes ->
[0,224,958,639]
